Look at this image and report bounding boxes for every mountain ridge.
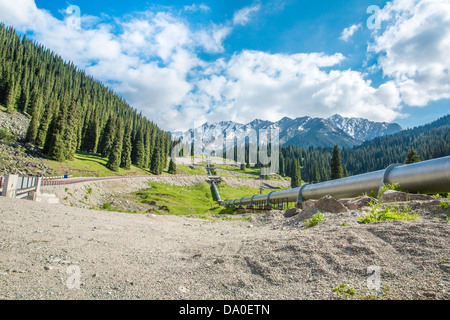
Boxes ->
[173,115,404,150]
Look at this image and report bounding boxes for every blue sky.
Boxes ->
[1,0,450,131]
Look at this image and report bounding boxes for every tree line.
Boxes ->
[279,114,449,186]
[0,24,173,174]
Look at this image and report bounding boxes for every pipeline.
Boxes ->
[211,180,222,202]
[222,155,450,208]
[206,160,223,203]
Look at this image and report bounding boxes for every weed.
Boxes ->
[102,203,113,211]
[440,201,449,209]
[379,183,403,197]
[333,282,356,297]
[358,201,418,224]
[304,211,325,228]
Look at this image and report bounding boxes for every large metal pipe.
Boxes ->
[222,156,450,207]
[211,180,222,202]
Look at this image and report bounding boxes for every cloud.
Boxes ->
[184,3,211,13]
[340,23,361,41]
[233,4,261,26]
[369,0,450,107]
[0,0,409,132]
[186,51,402,128]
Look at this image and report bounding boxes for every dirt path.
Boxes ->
[0,195,449,300]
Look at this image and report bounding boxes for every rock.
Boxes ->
[340,196,378,210]
[380,190,436,203]
[284,208,301,218]
[302,200,317,210]
[421,290,436,298]
[440,263,450,274]
[314,195,349,213]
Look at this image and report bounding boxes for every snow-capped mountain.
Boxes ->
[172,115,403,151]
[327,114,403,142]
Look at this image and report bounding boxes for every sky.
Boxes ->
[0,0,449,132]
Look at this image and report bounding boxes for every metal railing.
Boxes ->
[222,156,450,209]
[41,175,154,187]
[0,175,42,199]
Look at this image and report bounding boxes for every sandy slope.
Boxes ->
[0,195,449,300]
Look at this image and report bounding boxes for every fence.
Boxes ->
[0,175,42,199]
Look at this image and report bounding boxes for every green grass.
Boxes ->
[44,151,152,178]
[217,184,276,201]
[177,165,207,176]
[133,181,280,216]
[358,201,419,224]
[135,181,226,216]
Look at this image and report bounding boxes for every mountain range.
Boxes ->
[173,115,403,150]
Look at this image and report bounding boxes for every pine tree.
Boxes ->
[107,119,124,172]
[343,166,348,178]
[83,115,100,153]
[405,148,421,164]
[291,160,302,188]
[279,153,285,177]
[5,74,17,113]
[151,144,162,175]
[311,160,320,183]
[133,126,145,168]
[98,115,116,158]
[168,158,177,175]
[66,100,81,161]
[45,97,69,162]
[330,144,344,180]
[120,122,132,170]
[144,128,151,168]
[35,99,57,147]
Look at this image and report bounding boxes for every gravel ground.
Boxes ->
[0,194,449,300]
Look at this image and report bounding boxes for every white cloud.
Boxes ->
[369,0,450,107]
[184,3,211,13]
[0,0,411,132]
[339,23,361,41]
[233,4,261,26]
[187,51,402,127]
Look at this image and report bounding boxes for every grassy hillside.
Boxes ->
[44,152,153,178]
[133,181,281,216]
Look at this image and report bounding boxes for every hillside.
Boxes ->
[0,24,171,175]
